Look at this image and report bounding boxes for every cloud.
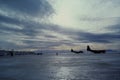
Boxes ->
[53,27,120,44]
[76,32,120,43]
[0,40,25,50]
[0,0,120,51]
[0,0,53,17]
[107,23,120,33]
[0,14,58,37]
[0,14,71,50]
[0,14,21,25]
[0,14,120,50]
[0,0,55,37]
[79,17,120,22]
[0,0,56,50]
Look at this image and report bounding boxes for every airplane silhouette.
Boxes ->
[87,45,106,54]
[71,49,83,54]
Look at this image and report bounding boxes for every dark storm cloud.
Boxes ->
[107,24,120,33]
[76,17,120,44]
[0,0,56,50]
[0,14,59,37]
[0,0,119,50]
[0,14,21,24]
[75,32,120,43]
[0,0,54,37]
[0,15,68,50]
[0,18,38,36]
[56,28,120,43]
[0,0,53,17]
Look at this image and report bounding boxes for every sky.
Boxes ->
[0,0,120,51]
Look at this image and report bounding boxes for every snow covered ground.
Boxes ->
[0,53,120,80]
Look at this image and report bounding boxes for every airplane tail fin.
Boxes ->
[87,45,91,51]
[71,49,73,52]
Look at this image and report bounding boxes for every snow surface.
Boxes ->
[0,53,120,80]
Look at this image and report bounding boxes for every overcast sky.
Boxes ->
[0,0,120,51]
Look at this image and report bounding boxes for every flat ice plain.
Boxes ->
[0,53,120,80]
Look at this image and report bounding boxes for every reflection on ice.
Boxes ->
[0,54,120,80]
[56,67,71,80]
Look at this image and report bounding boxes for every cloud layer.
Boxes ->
[0,0,53,17]
[0,0,120,51]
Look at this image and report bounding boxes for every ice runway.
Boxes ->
[0,53,120,80]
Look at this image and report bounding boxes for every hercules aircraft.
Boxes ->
[87,45,106,54]
[71,49,83,54]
